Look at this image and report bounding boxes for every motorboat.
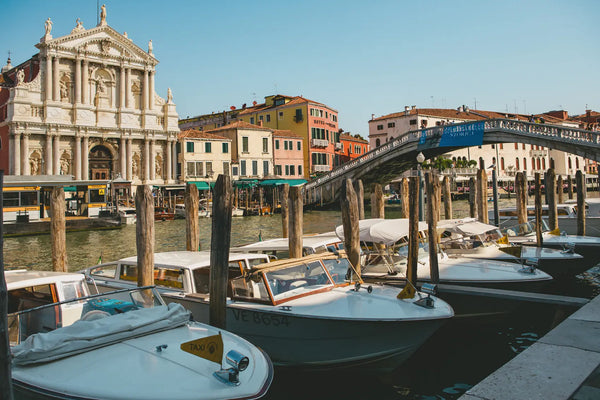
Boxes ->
[502,220,600,272]
[175,203,243,218]
[155,206,176,221]
[437,218,585,278]
[118,206,137,224]
[334,219,553,292]
[490,198,600,236]
[231,234,343,259]
[80,251,454,372]
[8,274,273,400]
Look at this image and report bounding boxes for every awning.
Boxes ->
[234,179,258,189]
[189,181,211,190]
[63,186,77,192]
[259,179,307,187]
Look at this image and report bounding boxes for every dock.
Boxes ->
[460,293,600,400]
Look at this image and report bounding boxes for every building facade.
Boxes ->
[205,121,273,180]
[177,129,231,183]
[272,129,304,179]
[0,8,179,189]
[368,106,587,179]
[336,133,369,165]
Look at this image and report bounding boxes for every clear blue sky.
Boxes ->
[2,0,598,136]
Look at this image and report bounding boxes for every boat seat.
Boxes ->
[289,280,308,289]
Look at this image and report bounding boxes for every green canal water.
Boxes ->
[4,197,600,399]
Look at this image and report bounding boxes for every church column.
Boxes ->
[126,138,133,180]
[142,69,149,110]
[150,139,156,180]
[172,138,178,182]
[53,135,60,175]
[21,134,30,175]
[45,133,53,175]
[166,140,172,183]
[144,138,150,182]
[74,58,81,104]
[13,132,21,175]
[74,135,81,180]
[120,138,126,177]
[52,56,59,101]
[148,71,154,110]
[82,60,89,104]
[45,55,52,101]
[82,136,89,179]
[125,68,131,108]
[119,65,126,108]
[8,133,14,175]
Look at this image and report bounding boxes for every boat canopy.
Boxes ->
[336,219,427,245]
[259,179,307,187]
[438,218,499,236]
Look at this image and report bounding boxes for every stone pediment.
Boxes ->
[36,25,157,65]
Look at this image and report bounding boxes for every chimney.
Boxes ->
[404,106,410,116]
[258,120,263,127]
[371,113,375,120]
[411,105,416,110]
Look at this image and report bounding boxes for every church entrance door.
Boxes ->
[89,145,113,180]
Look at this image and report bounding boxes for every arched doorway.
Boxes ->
[89,145,113,180]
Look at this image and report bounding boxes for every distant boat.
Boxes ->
[155,206,176,221]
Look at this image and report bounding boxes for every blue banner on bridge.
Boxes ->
[438,121,485,147]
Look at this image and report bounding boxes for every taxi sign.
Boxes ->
[180,332,224,363]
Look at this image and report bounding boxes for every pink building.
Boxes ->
[272,129,304,180]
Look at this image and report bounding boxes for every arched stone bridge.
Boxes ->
[304,118,600,205]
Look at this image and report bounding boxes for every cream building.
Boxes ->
[178,129,232,183]
[205,121,273,179]
[0,7,179,190]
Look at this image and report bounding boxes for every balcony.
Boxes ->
[311,138,329,148]
[530,149,548,157]
[312,165,330,173]
[334,142,342,150]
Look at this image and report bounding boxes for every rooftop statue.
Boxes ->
[99,4,107,26]
[44,18,52,35]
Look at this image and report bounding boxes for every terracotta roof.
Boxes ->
[236,95,336,115]
[205,120,272,133]
[340,134,368,143]
[272,129,302,138]
[178,129,229,140]
[369,107,561,123]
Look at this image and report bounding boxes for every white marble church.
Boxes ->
[0,5,180,187]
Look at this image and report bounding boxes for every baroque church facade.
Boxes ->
[0,6,179,187]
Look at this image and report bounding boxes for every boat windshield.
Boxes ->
[502,220,550,236]
[230,260,337,305]
[8,286,163,345]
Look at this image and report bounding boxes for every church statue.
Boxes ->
[148,40,153,54]
[167,87,173,103]
[44,18,53,35]
[155,158,162,177]
[100,4,107,25]
[16,69,25,85]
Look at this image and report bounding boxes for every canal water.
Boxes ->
[4,196,600,399]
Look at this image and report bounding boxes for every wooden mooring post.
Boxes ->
[492,169,499,226]
[0,171,15,400]
[477,167,489,223]
[546,168,558,231]
[371,183,385,219]
[557,175,564,204]
[576,170,586,236]
[442,175,452,220]
[51,187,67,272]
[425,172,440,284]
[281,184,289,238]
[136,185,154,288]
[354,179,365,220]
[568,175,573,200]
[401,177,409,218]
[288,186,303,258]
[341,179,361,278]
[516,172,527,225]
[407,177,419,287]
[209,175,233,329]
[534,173,543,246]
[185,183,200,251]
[468,177,476,218]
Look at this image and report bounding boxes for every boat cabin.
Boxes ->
[231,234,343,259]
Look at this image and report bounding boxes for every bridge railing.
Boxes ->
[305,118,600,191]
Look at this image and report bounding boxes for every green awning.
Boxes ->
[63,186,77,192]
[189,181,211,190]
[259,179,307,187]
[234,179,258,189]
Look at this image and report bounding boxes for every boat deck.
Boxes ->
[460,293,600,400]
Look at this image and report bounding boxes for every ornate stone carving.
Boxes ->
[99,4,107,26]
[155,155,162,177]
[45,18,53,35]
[16,69,25,85]
[132,153,140,178]
[71,18,85,34]
[100,39,111,55]
[60,153,71,175]
[148,40,153,55]
[167,88,173,103]
[29,151,42,175]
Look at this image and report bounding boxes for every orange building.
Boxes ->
[336,133,369,165]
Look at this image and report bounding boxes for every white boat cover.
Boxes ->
[12,303,190,366]
[438,218,498,236]
[336,219,427,245]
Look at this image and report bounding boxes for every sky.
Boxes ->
[2,0,599,136]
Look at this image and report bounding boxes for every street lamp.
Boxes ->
[417,152,425,221]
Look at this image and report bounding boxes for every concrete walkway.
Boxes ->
[460,294,600,400]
